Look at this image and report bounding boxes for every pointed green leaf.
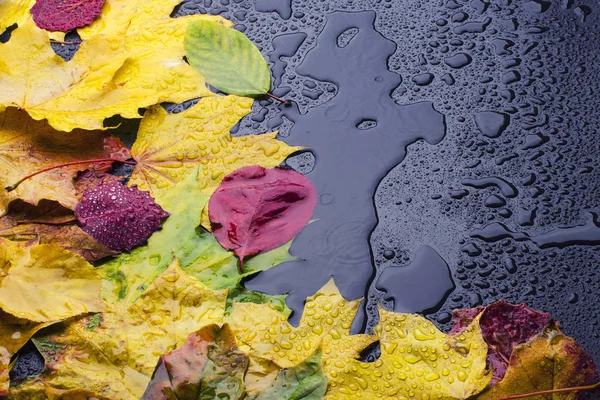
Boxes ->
[251,349,328,400]
[184,20,271,96]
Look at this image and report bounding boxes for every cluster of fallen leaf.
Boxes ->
[0,0,599,399]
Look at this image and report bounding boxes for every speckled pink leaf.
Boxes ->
[450,300,550,385]
[75,181,169,252]
[30,0,105,32]
[208,166,316,271]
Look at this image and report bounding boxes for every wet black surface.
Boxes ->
[175,0,600,361]
[9,0,600,378]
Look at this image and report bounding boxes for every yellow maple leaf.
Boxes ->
[10,257,227,400]
[0,238,106,323]
[0,1,231,131]
[325,309,491,400]
[128,95,300,206]
[229,279,377,369]
[0,108,130,216]
[229,280,491,400]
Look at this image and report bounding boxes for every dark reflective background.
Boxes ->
[177,0,600,361]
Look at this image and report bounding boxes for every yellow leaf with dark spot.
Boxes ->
[0,310,50,396]
[0,238,106,322]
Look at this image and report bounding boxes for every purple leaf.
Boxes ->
[75,181,169,252]
[30,0,105,32]
[450,300,550,385]
[208,166,317,272]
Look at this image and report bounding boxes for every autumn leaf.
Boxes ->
[75,181,169,251]
[74,170,124,197]
[0,108,130,216]
[0,0,34,33]
[11,258,228,399]
[451,301,550,385]
[209,165,316,271]
[229,279,491,400]
[129,95,300,205]
[324,308,491,399]
[0,311,51,396]
[477,326,599,399]
[0,238,106,322]
[225,283,291,318]
[31,0,106,32]
[0,2,231,131]
[100,167,294,307]
[142,324,249,400]
[229,279,374,369]
[0,199,117,262]
[185,19,271,97]
[251,349,328,400]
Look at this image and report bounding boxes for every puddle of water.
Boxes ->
[244,11,446,326]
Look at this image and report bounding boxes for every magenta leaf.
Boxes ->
[208,166,317,271]
[31,0,105,32]
[450,300,550,385]
[75,181,169,252]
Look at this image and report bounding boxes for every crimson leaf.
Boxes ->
[450,300,550,385]
[30,0,105,32]
[208,166,317,271]
[75,181,169,252]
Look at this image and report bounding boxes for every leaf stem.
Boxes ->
[266,92,289,105]
[237,258,245,274]
[50,39,82,45]
[5,158,137,192]
[497,382,600,400]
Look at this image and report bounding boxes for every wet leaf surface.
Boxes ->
[100,168,294,307]
[0,108,130,215]
[11,258,227,399]
[251,349,327,400]
[185,20,271,96]
[129,96,299,212]
[0,238,105,323]
[142,324,248,400]
[30,0,106,32]
[75,181,169,252]
[0,311,50,396]
[0,3,228,131]
[209,166,316,270]
[477,327,599,399]
[451,301,550,385]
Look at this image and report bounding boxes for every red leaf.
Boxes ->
[450,300,550,385]
[208,166,316,270]
[75,181,169,252]
[30,0,105,32]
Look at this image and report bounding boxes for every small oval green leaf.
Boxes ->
[184,20,271,96]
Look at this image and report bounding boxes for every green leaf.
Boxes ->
[100,167,295,307]
[251,349,328,400]
[225,284,291,318]
[184,20,271,96]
